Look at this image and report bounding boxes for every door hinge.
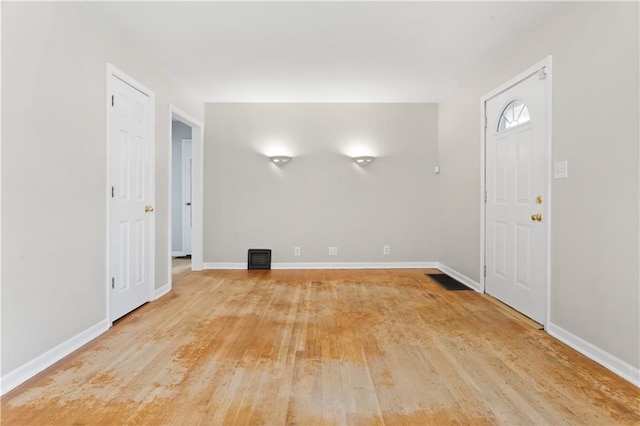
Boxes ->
[111,277,115,289]
[111,186,115,198]
[484,190,487,203]
[111,95,115,107]
[484,116,487,129]
[484,266,487,277]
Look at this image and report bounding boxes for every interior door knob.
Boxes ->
[531,213,542,222]
[145,205,155,213]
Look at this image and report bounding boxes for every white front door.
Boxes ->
[109,74,154,322]
[182,139,192,255]
[485,68,548,324]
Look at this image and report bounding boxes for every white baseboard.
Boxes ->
[435,263,482,292]
[204,261,438,270]
[153,282,172,300]
[547,322,640,387]
[0,319,110,395]
[172,251,186,257]
[203,262,246,269]
[274,261,438,270]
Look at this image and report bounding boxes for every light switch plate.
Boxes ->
[554,160,568,179]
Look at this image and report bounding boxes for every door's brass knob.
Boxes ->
[531,213,542,222]
[145,205,155,213]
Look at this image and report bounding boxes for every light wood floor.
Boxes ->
[2,263,639,425]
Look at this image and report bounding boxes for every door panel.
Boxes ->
[485,69,548,324]
[118,222,130,292]
[515,224,531,288]
[494,222,508,279]
[134,219,145,285]
[516,129,532,202]
[494,137,508,202]
[109,75,153,322]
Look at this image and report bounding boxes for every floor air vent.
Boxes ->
[248,249,272,270]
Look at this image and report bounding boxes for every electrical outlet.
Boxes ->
[294,247,301,256]
[383,245,390,255]
[329,246,338,256]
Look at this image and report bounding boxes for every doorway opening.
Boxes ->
[171,121,192,260]
[169,106,204,289]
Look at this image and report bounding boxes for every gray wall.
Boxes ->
[1,3,203,375]
[171,121,192,254]
[204,103,439,264]
[437,2,639,369]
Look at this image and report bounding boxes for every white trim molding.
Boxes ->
[204,261,439,270]
[547,322,640,387]
[153,283,172,300]
[172,251,186,257]
[0,320,110,395]
[436,263,482,292]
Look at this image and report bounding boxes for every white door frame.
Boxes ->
[181,139,192,256]
[169,106,204,276]
[105,63,156,324]
[480,56,553,327]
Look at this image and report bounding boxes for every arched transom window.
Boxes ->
[497,100,530,131]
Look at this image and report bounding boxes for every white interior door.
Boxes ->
[109,74,153,322]
[182,139,192,256]
[485,69,548,324]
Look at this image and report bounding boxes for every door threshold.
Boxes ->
[482,294,544,330]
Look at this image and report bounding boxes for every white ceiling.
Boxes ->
[85,1,560,102]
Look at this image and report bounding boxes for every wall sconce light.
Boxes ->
[352,156,375,167]
[270,156,292,167]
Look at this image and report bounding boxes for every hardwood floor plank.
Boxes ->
[2,267,639,425]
